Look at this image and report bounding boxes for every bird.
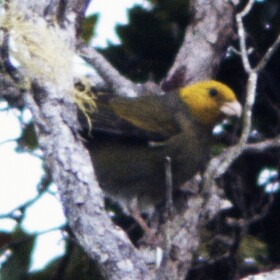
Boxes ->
[82,80,242,215]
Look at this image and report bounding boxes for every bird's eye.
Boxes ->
[209,88,219,97]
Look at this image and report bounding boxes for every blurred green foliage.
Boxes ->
[100,0,190,82]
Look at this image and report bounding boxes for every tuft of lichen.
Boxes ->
[0,0,96,123]
[74,79,97,130]
[0,1,74,87]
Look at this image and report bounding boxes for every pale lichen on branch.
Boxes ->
[0,0,97,122]
[0,1,74,88]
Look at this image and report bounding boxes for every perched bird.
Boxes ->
[83,80,242,213]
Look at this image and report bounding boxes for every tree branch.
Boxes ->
[166,0,236,84]
[25,87,149,279]
[203,1,280,187]
[79,42,138,97]
[236,0,255,73]
[243,136,280,153]
[241,268,280,280]
[255,32,280,72]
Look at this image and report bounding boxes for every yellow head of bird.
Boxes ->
[179,80,242,125]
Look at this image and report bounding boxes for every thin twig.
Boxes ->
[239,72,257,144]
[156,156,173,276]
[254,32,280,72]
[203,0,280,188]
[243,136,280,153]
[0,225,66,254]
[165,156,173,211]
[236,0,255,73]
[239,0,255,17]
[0,190,46,220]
[0,138,17,146]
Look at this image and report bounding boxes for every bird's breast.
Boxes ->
[88,127,212,210]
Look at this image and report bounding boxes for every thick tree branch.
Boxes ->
[0,1,150,279]
[55,0,91,34]
[25,85,149,280]
[166,0,236,84]
[241,268,280,280]
[79,43,138,97]
[157,182,226,280]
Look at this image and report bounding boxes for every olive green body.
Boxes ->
[86,93,213,210]
[90,130,211,209]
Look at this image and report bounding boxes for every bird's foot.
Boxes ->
[130,208,159,245]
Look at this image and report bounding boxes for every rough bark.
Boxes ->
[25,85,149,280]
[167,0,235,84]
[241,269,280,280]
[1,1,150,279]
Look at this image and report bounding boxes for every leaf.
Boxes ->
[17,122,38,151]
[0,226,35,280]
[81,14,99,44]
